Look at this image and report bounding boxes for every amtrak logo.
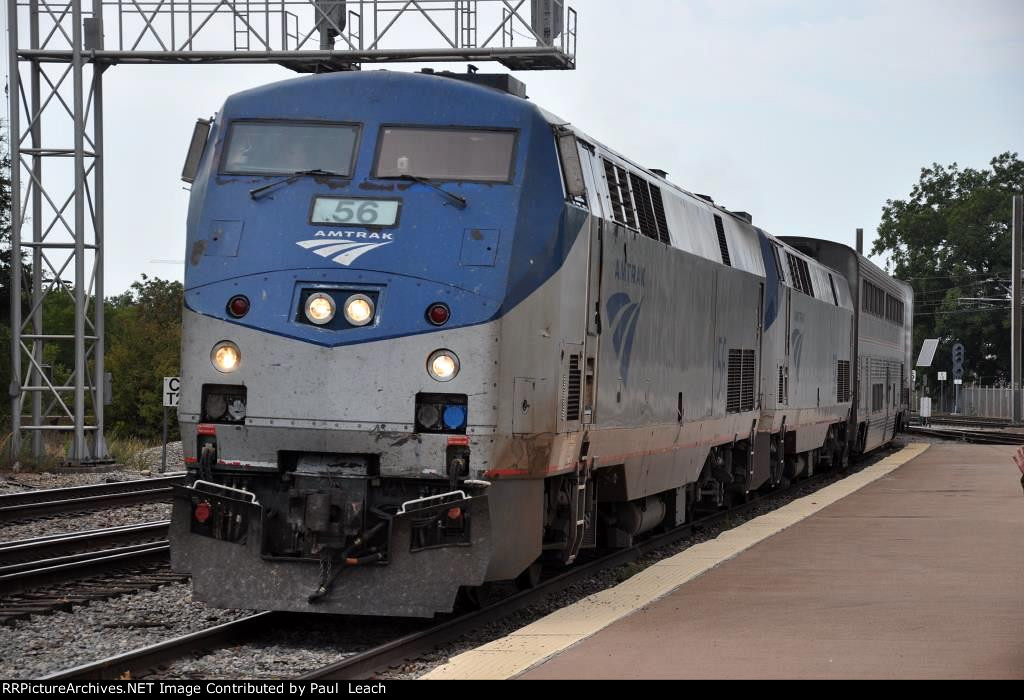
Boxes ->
[607,292,643,386]
[297,238,392,266]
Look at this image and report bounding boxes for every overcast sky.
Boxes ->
[3,0,1023,294]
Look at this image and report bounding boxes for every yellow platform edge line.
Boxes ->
[421,442,930,681]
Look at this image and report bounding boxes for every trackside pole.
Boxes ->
[162,405,168,473]
[1013,195,1022,425]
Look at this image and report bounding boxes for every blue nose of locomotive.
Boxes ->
[180,70,570,344]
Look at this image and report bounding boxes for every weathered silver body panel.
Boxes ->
[174,83,910,618]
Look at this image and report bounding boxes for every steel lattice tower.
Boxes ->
[5,0,577,465]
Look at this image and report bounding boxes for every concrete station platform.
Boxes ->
[426,443,1024,679]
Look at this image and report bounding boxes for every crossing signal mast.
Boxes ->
[5,0,579,466]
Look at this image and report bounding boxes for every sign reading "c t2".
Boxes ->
[163,376,180,407]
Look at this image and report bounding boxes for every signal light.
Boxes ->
[305,293,336,325]
[344,294,375,326]
[417,404,441,430]
[211,341,241,373]
[426,303,450,326]
[427,350,459,382]
[227,295,250,318]
[443,404,467,430]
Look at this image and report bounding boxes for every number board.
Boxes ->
[311,197,401,227]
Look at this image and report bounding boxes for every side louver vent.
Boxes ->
[837,360,851,403]
[714,215,732,267]
[778,365,788,405]
[727,349,756,413]
[565,354,582,421]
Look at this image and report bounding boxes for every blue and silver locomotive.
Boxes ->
[171,70,913,617]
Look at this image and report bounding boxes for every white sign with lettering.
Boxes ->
[163,376,180,407]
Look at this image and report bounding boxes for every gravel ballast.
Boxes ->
[0,583,253,679]
[0,441,185,495]
[0,503,173,543]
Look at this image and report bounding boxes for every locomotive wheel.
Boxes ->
[515,561,543,591]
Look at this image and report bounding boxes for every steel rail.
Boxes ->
[0,474,185,507]
[0,541,170,577]
[0,543,170,595]
[0,521,169,565]
[904,426,1024,445]
[0,475,184,522]
[43,612,281,681]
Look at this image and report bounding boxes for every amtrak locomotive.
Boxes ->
[170,70,913,617]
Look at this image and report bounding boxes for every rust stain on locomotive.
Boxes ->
[190,239,207,266]
[493,434,555,476]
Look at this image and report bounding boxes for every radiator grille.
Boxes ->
[650,185,670,244]
[603,159,637,230]
[787,252,814,296]
[714,215,732,267]
[630,172,659,242]
[778,365,788,405]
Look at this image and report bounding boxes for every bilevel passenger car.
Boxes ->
[170,70,913,617]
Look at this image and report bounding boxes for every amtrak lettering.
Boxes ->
[314,230,394,240]
[614,259,647,287]
[297,233,393,267]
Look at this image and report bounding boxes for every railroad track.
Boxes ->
[43,457,869,681]
[924,415,1014,429]
[0,475,185,523]
[0,521,178,624]
[0,521,170,566]
[904,425,1024,445]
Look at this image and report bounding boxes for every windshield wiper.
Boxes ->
[249,169,346,200]
[379,174,468,210]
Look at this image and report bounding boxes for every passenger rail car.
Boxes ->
[170,70,912,617]
[782,238,913,453]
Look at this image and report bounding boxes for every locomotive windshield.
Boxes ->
[222,121,359,176]
[374,127,516,183]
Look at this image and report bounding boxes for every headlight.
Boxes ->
[305,293,336,325]
[211,341,241,373]
[343,294,375,326]
[427,350,460,382]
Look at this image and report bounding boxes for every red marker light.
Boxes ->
[227,295,250,318]
[427,303,450,326]
[194,501,212,523]
[447,507,462,521]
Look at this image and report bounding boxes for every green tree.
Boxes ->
[0,129,13,427]
[871,152,1024,383]
[105,275,183,440]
